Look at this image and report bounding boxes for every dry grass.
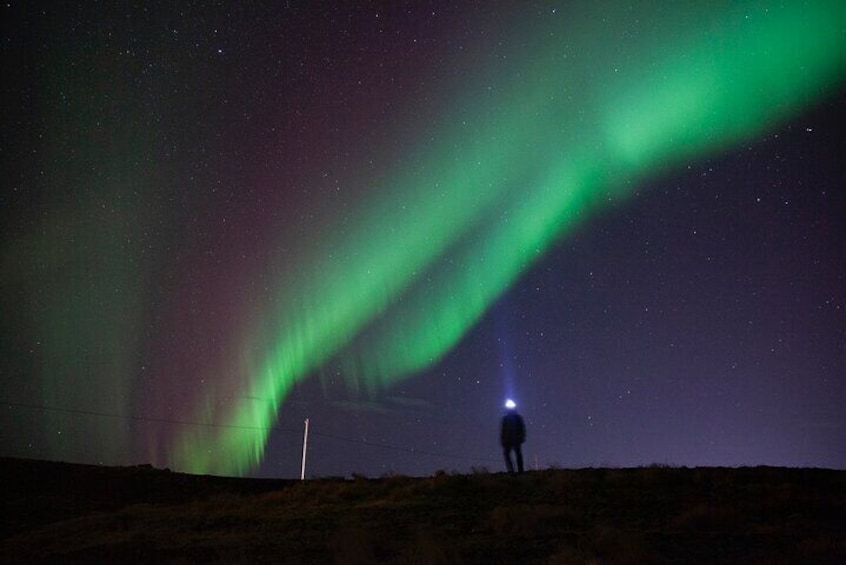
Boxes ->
[1,459,844,563]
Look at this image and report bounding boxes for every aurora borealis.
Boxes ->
[2,2,844,477]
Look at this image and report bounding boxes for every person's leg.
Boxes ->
[515,445,524,473]
[503,446,514,473]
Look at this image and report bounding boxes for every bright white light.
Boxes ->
[504,399,516,409]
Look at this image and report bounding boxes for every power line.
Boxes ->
[3,401,300,433]
[3,401,500,465]
[311,429,499,463]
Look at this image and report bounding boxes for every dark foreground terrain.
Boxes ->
[1,458,844,564]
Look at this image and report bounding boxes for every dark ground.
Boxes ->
[1,458,844,564]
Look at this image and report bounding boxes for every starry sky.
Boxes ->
[1,1,844,478]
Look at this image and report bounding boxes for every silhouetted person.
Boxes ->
[500,402,525,473]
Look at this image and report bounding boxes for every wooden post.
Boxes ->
[300,418,309,480]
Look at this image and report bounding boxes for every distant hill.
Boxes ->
[2,458,844,563]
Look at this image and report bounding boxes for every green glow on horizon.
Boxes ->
[0,43,162,464]
[173,0,845,475]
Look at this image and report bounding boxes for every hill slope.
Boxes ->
[2,458,844,563]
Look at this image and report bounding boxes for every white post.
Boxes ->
[300,418,309,480]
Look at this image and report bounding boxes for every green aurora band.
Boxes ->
[173,1,845,475]
[1,52,163,465]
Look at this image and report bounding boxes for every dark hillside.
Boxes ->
[1,457,295,539]
[2,458,844,564]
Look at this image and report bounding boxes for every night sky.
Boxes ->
[1,1,844,479]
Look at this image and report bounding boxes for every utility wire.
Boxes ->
[4,401,301,433]
[4,401,500,465]
[311,429,499,463]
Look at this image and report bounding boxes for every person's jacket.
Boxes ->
[500,412,525,446]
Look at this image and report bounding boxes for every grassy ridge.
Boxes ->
[2,458,844,563]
